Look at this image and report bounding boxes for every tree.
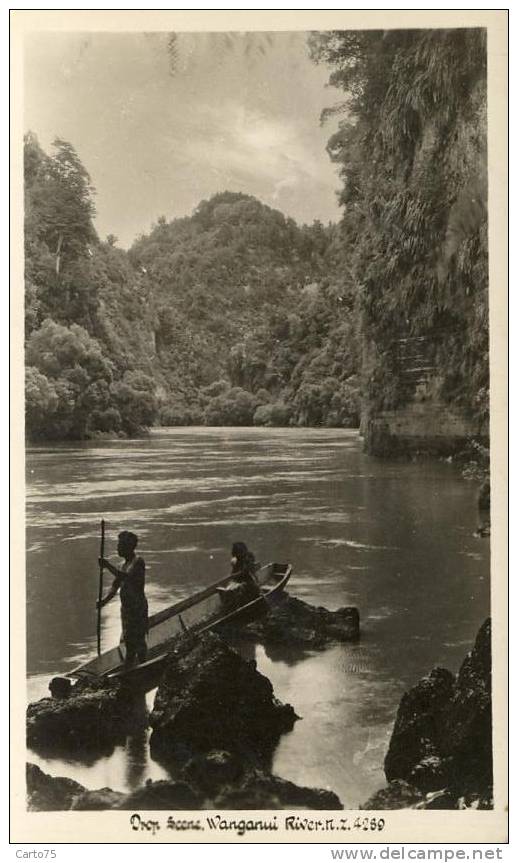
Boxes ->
[111,370,158,435]
[25,135,97,274]
[25,366,59,436]
[204,387,259,426]
[25,319,114,439]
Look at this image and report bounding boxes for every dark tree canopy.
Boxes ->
[24,134,159,441]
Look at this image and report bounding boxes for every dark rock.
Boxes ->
[408,755,452,792]
[27,756,342,811]
[182,750,245,795]
[457,790,494,810]
[213,768,343,810]
[441,618,492,797]
[27,679,142,755]
[72,788,126,810]
[361,779,425,810]
[27,763,85,811]
[369,619,493,809]
[48,677,73,699]
[116,779,203,810]
[180,749,343,809]
[478,478,490,511]
[417,790,458,810]
[150,632,297,766]
[233,596,360,648]
[384,667,455,786]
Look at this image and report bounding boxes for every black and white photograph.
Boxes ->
[11,9,507,844]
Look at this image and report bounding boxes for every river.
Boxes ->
[26,427,490,807]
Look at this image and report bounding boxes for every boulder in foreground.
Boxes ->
[150,631,297,765]
[363,619,492,810]
[27,757,343,811]
[26,678,142,755]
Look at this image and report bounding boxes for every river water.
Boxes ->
[26,427,490,807]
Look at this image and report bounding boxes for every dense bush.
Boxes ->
[128,192,361,428]
[310,29,488,424]
[25,319,157,439]
[24,135,159,440]
[203,387,260,427]
[253,402,291,427]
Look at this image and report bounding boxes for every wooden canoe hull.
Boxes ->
[68,562,291,689]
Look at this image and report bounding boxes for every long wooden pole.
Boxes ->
[97,519,105,656]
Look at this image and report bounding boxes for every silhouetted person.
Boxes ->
[98,531,148,666]
[217,541,260,609]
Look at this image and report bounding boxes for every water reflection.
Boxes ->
[124,728,149,790]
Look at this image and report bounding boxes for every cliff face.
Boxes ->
[363,619,493,810]
[364,401,487,457]
[311,30,489,457]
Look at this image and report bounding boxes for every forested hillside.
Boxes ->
[25,28,489,445]
[24,137,359,439]
[310,29,489,428]
[24,134,159,440]
[129,192,359,428]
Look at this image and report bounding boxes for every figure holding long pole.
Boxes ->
[97,530,149,667]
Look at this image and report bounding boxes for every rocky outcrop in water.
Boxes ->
[180,749,342,809]
[362,779,426,810]
[362,619,492,810]
[26,763,201,811]
[26,677,143,755]
[27,757,343,811]
[149,631,297,766]
[26,763,86,811]
[227,596,360,648]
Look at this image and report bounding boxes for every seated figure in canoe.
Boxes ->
[217,541,261,609]
[97,530,149,666]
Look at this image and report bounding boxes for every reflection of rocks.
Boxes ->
[363,619,493,810]
[27,678,144,757]
[149,632,297,766]
[227,595,360,649]
[27,755,343,811]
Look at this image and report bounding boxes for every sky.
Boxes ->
[24,31,344,249]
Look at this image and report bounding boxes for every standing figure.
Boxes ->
[97,531,148,666]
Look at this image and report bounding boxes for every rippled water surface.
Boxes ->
[26,427,490,806]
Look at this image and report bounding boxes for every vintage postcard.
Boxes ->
[10,9,508,844]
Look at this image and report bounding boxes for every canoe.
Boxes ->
[68,562,292,688]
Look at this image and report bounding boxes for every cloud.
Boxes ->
[24,31,342,245]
